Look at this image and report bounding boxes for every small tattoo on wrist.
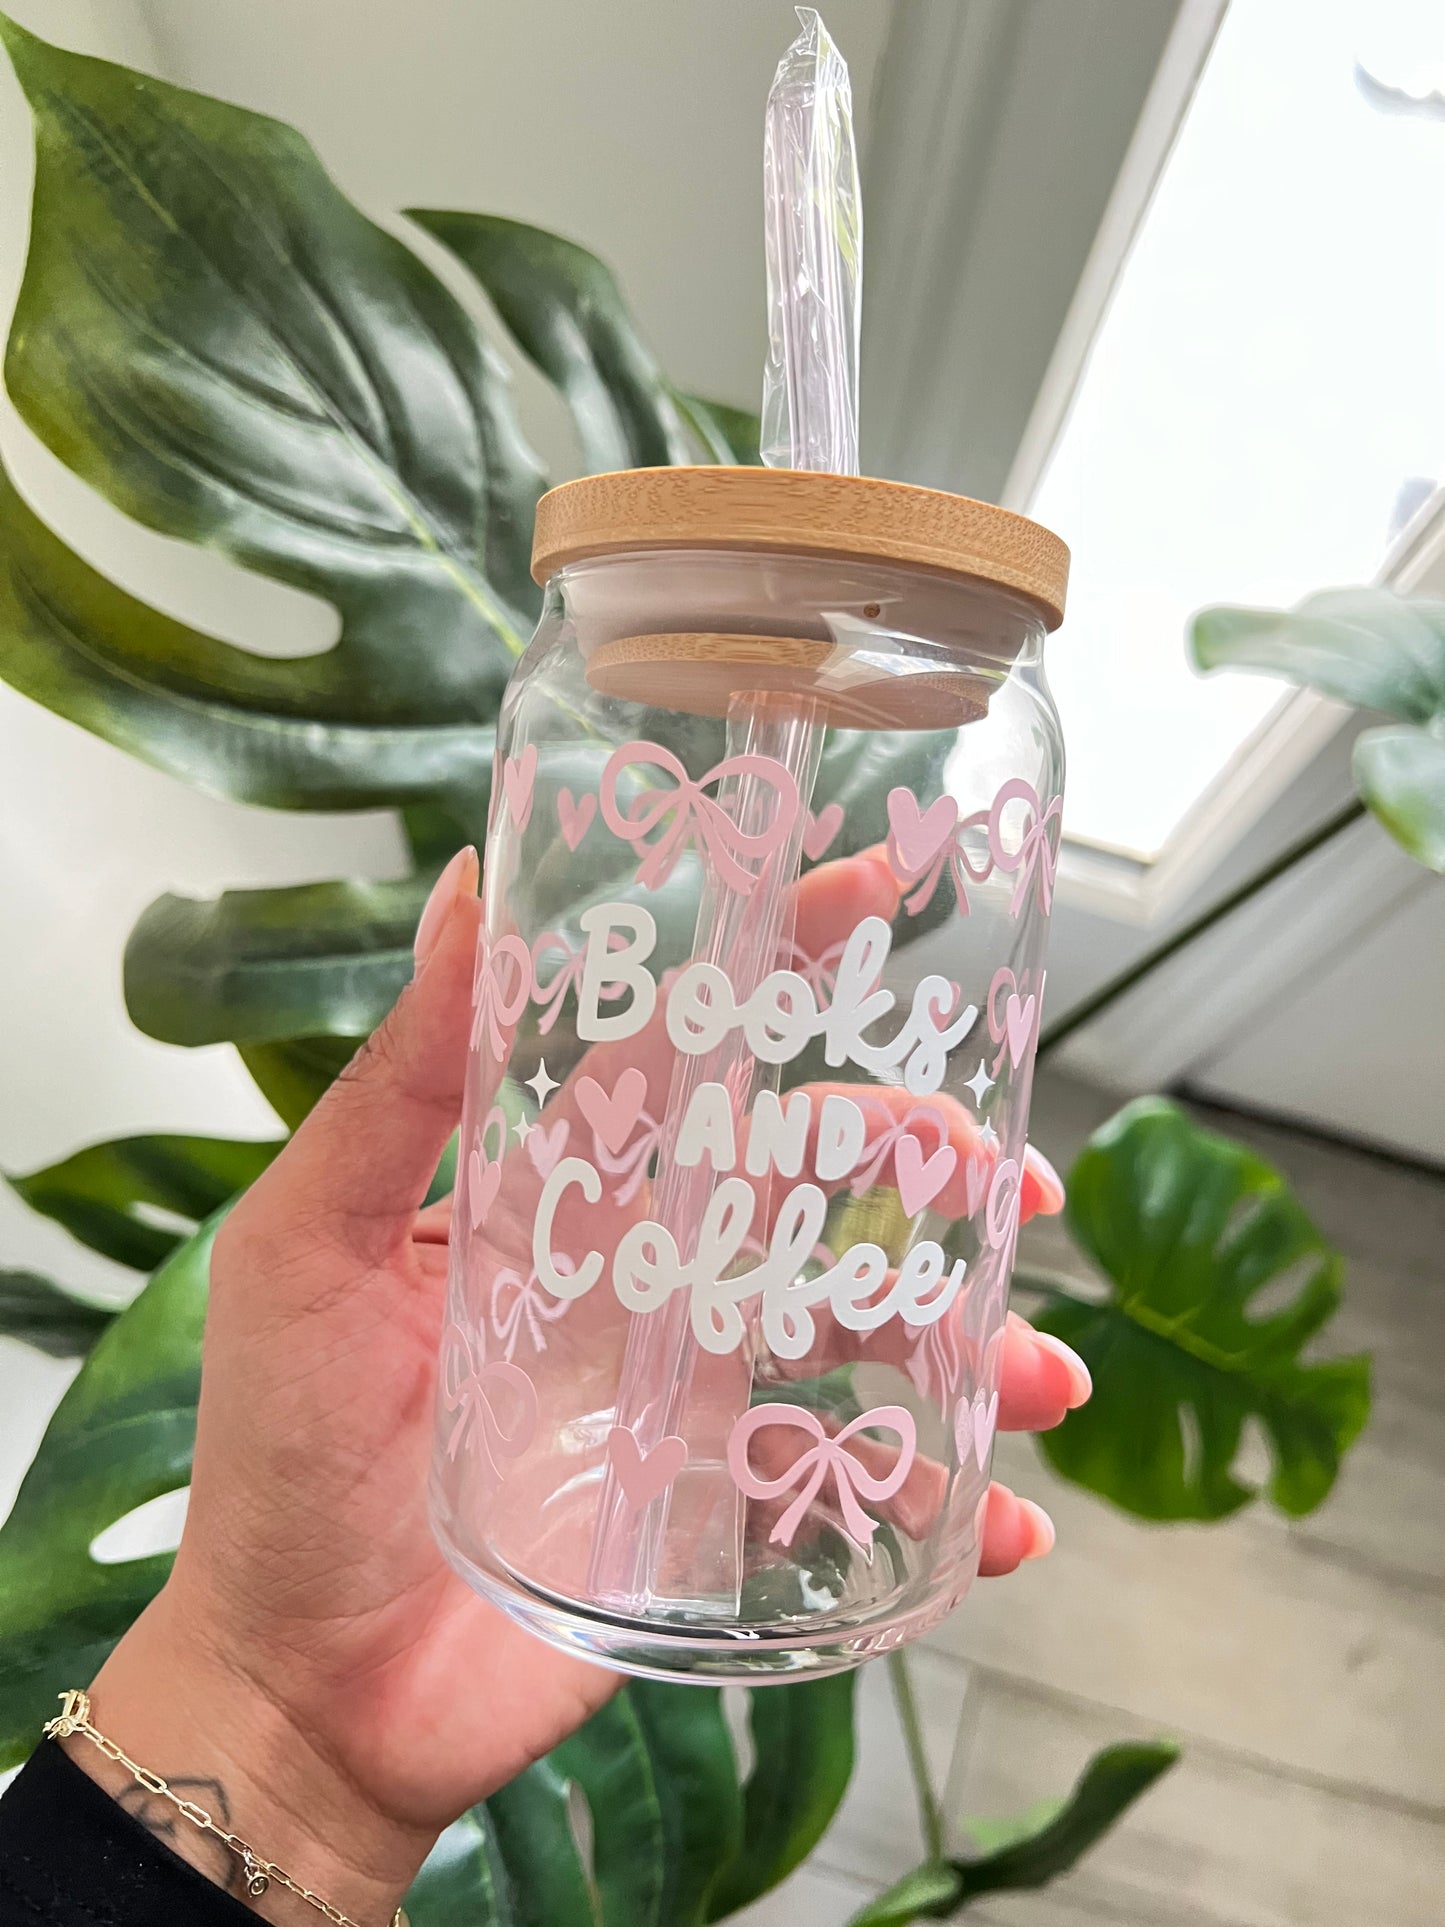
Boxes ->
[119,1777,240,1891]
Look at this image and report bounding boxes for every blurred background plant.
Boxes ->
[0,18,1385,1924]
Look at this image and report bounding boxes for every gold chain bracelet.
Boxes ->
[45,1690,408,1927]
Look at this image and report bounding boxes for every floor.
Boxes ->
[737,1071,1445,1927]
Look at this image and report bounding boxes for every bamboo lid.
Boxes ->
[531,467,1069,630]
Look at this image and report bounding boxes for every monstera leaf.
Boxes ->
[407,212,762,475]
[408,211,698,475]
[1028,1099,1368,1521]
[407,1766,599,1927]
[7,1132,280,1271]
[0,1271,116,1359]
[0,1223,212,1765]
[707,1670,857,1917]
[843,1742,1179,1925]
[1191,587,1445,871]
[0,15,949,1108]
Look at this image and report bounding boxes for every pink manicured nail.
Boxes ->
[1032,1330,1093,1408]
[413,846,478,970]
[1019,1498,1056,1561]
[1023,1144,1065,1213]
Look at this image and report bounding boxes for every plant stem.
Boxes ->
[1039,798,1367,1059]
[887,1650,944,1860]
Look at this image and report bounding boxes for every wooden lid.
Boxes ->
[531,467,1069,629]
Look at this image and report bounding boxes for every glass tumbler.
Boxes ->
[429,466,1069,1681]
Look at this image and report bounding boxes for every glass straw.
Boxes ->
[587,7,862,1613]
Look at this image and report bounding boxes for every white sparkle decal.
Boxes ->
[965,1060,996,1107]
[526,1059,560,1107]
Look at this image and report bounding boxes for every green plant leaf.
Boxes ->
[677,394,763,467]
[124,875,429,1048]
[843,1741,1179,1924]
[486,1758,602,1927]
[407,1763,600,1927]
[1352,722,1445,872]
[409,211,695,474]
[552,1692,668,1927]
[626,1683,743,1927]
[0,455,496,827]
[707,1673,856,1919]
[1191,588,1445,872]
[406,1809,509,1927]
[0,1221,214,1768]
[0,15,510,837]
[0,15,544,675]
[238,1036,360,1128]
[1189,587,1445,721]
[7,1132,279,1270]
[1035,1098,1369,1521]
[953,1740,1179,1898]
[0,1271,117,1360]
[843,1861,966,1927]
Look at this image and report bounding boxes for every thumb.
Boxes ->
[237,847,482,1269]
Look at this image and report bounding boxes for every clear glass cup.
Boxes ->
[430,469,1067,1681]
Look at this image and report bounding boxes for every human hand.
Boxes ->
[75,845,1090,1923]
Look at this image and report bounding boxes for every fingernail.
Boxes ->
[1024,1145,1066,1213]
[1033,1330,1093,1408]
[413,846,478,971]
[1019,1498,1055,1561]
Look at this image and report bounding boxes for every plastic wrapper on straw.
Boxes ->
[761,6,862,476]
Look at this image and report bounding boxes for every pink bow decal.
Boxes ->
[728,1402,917,1551]
[906,1307,967,1405]
[471,930,532,1060]
[530,932,626,1036]
[989,779,1063,918]
[776,935,847,1002]
[591,1107,661,1207]
[886,789,993,916]
[439,1322,538,1477]
[600,739,800,895]
[490,1265,572,1362]
[849,1098,951,1197]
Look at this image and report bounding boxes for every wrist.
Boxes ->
[64,1582,434,1925]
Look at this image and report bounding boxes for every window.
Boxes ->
[1025,0,1445,861]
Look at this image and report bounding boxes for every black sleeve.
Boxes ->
[0,1739,255,1924]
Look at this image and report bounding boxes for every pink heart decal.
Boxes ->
[1003,993,1038,1071]
[973,1389,1000,1471]
[575,1068,647,1156]
[963,1154,988,1219]
[501,743,538,831]
[467,1148,501,1229]
[886,787,958,876]
[895,1133,958,1217]
[608,1425,688,1509]
[802,802,844,861]
[953,1388,1000,1473]
[526,1117,569,1179]
[557,787,597,851]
